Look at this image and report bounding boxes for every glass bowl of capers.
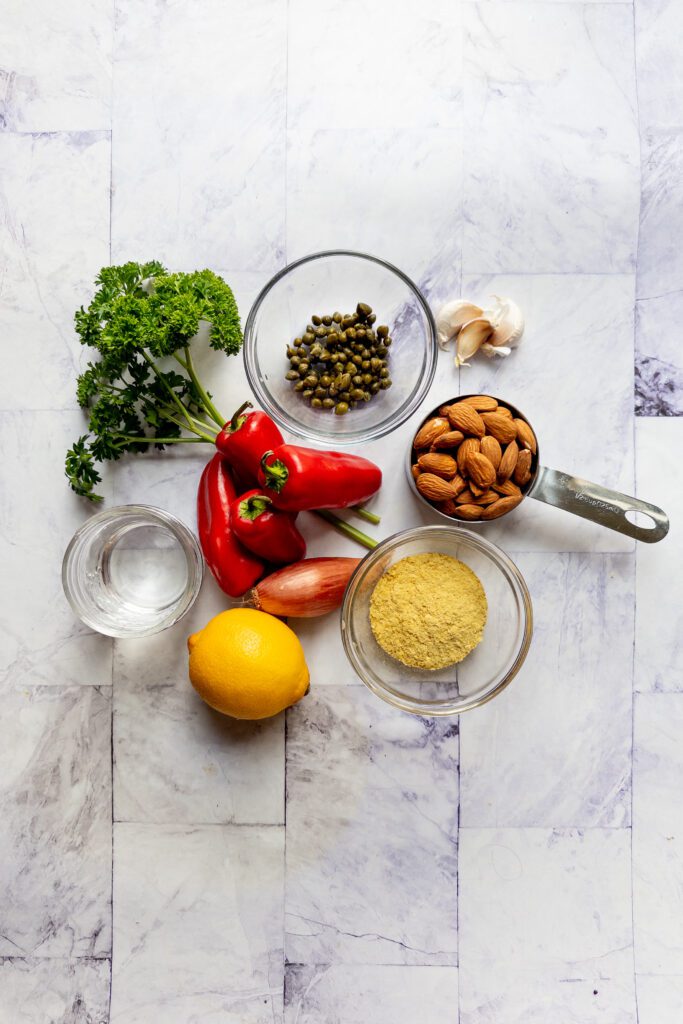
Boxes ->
[243,250,438,445]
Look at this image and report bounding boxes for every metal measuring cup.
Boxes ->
[407,395,669,544]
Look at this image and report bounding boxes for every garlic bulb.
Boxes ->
[435,300,483,350]
[434,294,524,365]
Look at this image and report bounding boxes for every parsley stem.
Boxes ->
[115,436,208,447]
[141,350,198,433]
[176,347,226,428]
[313,510,378,551]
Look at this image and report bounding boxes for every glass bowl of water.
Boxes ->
[62,505,204,638]
[243,250,438,445]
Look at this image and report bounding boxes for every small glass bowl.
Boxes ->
[62,505,204,639]
[243,250,438,445]
[340,525,533,716]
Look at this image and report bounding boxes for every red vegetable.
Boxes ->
[258,445,382,512]
[231,490,307,565]
[247,557,361,617]
[215,401,284,480]
[197,454,264,597]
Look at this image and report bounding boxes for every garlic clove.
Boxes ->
[481,342,512,359]
[481,295,524,349]
[436,299,484,349]
[455,317,494,367]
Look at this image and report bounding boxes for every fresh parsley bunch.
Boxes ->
[66,261,242,500]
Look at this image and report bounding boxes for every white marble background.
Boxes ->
[1,1,681,1021]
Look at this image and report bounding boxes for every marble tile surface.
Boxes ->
[634,0,683,134]
[112,0,286,274]
[462,3,639,274]
[0,410,112,689]
[633,693,683,975]
[284,965,458,1024]
[0,685,111,958]
[0,958,110,1024]
[460,553,634,828]
[285,685,458,966]
[0,0,112,132]
[459,829,636,1017]
[634,417,682,691]
[110,823,284,1023]
[636,974,683,1024]
[458,274,636,552]
[0,131,110,411]
[114,584,284,825]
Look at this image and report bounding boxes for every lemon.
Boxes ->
[187,608,309,720]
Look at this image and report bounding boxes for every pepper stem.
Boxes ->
[239,493,273,521]
[260,451,289,493]
[230,400,253,433]
[313,510,378,551]
[350,504,381,526]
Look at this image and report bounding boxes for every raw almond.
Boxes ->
[457,488,498,506]
[447,402,486,438]
[514,418,537,454]
[480,493,523,520]
[493,479,522,498]
[457,437,481,475]
[497,440,519,481]
[480,435,502,471]
[513,448,533,486]
[466,451,497,489]
[449,473,468,496]
[496,406,513,419]
[482,412,517,444]
[414,416,450,449]
[469,480,487,497]
[453,503,483,521]
[416,473,459,502]
[461,394,499,412]
[417,452,458,478]
[431,430,465,450]
[437,498,460,516]
[411,463,421,481]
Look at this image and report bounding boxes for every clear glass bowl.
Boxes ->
[341,525,533,716]
[62,505,204,638]
[243,250,438,445]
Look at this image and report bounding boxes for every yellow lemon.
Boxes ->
[187,608,309,720]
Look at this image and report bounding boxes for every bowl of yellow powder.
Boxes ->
[340,525,533,716]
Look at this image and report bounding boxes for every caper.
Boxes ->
[350,354,361,366]
[295,381,306,392]
[320,374,332,387]
[322,315,332,326]
[338,373,352,390]
[345,362,356,373]
[290,356,301,368]
[311,398,323,408]
[356,328,366,339]
[370,357,381,370]
[376,345,387,357]
[346,328,356,340]
[368,313,376,324]
[380,378,392,389]
[334,362,345,374]
[361,348,371,359]
[285,370,300,381]
[340,391,351,402]
[309,343,322,359]
[314,386,327,398]
[342,347,353,358]
[286,346,297,358]
[329,385,338,397]
[362,373,373,385]
[297,346,307,357]
[333,312,342,323]
[311,315,322,326]
[379,368,389,379]
[322,397,335,409]
[357,302,372,319]
[319,349,332,362]
[303,332,315,344]
[335,402,349,415]
[377,324,389,338]
[370,381,380,393]
[337,331,346,343]
[363,390,372,401]
[302,389,314,399]
[352,374,363,386]
[361,360,371,371]
[350,388,365,401]
[316,326,327,338]
[384,337,392,347]
[304,376,319,389]
[298,361,309,374]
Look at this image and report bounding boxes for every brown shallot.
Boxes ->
[246,557,360,618]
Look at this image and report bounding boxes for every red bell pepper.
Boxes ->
[258,445,382,512]
[197,453,264,597]
[215,401,284,481]
[231,490,307,565]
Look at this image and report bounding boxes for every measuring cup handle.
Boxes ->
[529,466,669,543]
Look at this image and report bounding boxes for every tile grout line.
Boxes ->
[108,3,116,1019]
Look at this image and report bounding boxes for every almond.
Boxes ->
[431,430,465,450]
[496,406,513,419]
[456,488,476,504]
[480,493,523,520]
[414,417,450,450]
[450,474,468,496]
[481,412,517,444]
[513,448,533,486]
[461,394,499,412]
[416,473,458,502]
[453,503,483,521]
[497,440,519,481]
[447,402,486,438]
[493,479,522,498]
[457,437,480,475]
[411,463,421,481]
[417,452,458,479]
[466,451,496,489]
[437,498,459,516]
[480,435,502,471]
[457,488,498,506]
[469,480,487,497]
[514,418,537,455]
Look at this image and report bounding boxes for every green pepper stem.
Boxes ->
[313,510,378,550]
[260,451,288,493]
[230,400,253,432]
[350,504,381,526]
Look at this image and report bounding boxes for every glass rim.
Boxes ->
[61,504,204,639]
[340,524,534,716]
[243,249,438,445]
